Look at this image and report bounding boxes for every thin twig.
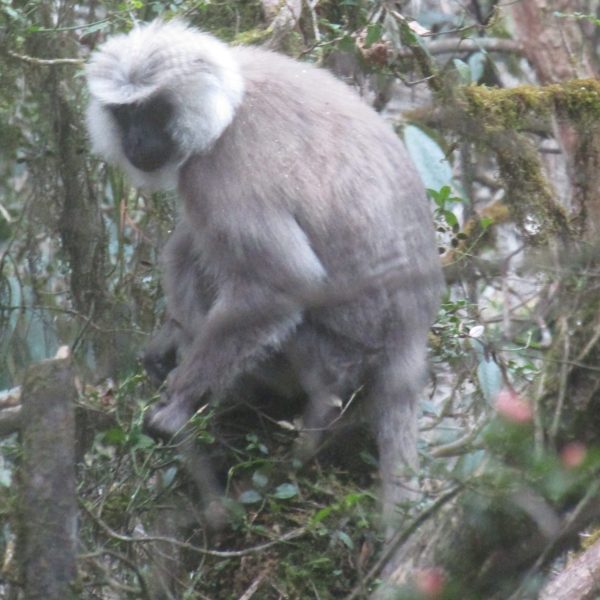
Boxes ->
[83,502,306,558]
[430,427,481,458]
[7,49,84,66]
[549,316,569,444]
[398,37,522,58]
[238,568,271,600]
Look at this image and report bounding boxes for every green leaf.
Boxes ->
[335,530,354,549]
[338,35,356,53]
[342,491,372,508]
[252,471,269,489]
[404,126,453,191]
[161,466,178,488]
[131,433,155,450]
[359,450,378,467]
[103,427,127,445]
[272,483,299,500]
[468,52,487,83]
[398,21,418,45]
[454,449,485,479]
[312,505,334,524]
[1,5,20,20]
[428,185,452,206]
[321,20,342,32]
[239,490,263,504]
[365,24,383,48]
[0,465,12,487]
[443,209,458,228]
[453,58,472,84]
[480,216,493,230]
[477,356,503,404]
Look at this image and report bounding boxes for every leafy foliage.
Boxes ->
[3,0,600,598]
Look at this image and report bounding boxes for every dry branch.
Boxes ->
[397,37,522,58]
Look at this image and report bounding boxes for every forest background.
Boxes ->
[3,0,600,599]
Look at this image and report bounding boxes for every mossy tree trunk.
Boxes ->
[19,357,78,600]
[510,0,600,239]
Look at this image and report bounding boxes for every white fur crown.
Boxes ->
[85,20,245,188]
[85,19,244,107]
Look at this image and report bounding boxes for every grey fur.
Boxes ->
[86,19,444,531]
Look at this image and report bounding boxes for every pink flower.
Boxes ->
[414,567,445,598]
[560,442,587,469]
[495,389,533,423]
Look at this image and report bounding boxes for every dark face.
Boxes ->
[110,95,176,172]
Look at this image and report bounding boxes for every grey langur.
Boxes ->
[85,19,444,528]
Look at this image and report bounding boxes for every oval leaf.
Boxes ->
[252,471,269,489]
[239,490,263,504]
[404,125,453,192]
[453,58,471,84]
[335,531,354,549]
[272,483,299,500]
[477,356,503,404]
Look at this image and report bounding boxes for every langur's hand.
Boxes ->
[144,390,197,440]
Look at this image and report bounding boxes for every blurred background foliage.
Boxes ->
[3,0,600,598]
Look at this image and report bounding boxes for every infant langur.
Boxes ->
[85,19,444,529]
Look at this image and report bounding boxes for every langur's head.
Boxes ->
[85,19,245,189]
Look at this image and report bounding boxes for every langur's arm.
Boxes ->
[167,212,326,400]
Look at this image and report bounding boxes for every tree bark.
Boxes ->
[540,537,600,600]
[23,6,120,379]
[510,0,596,84]
[19,357,78,600]
[509,0,600,238]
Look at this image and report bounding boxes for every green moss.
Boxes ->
[462,84,553,132]
[451,81,600,241]
[461,79,600,132]
[232,28,271,45]
[189,0,265,41]
[553,79,600,123]
[494,133,570,242]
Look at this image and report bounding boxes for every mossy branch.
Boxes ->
[462,79,600,131]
